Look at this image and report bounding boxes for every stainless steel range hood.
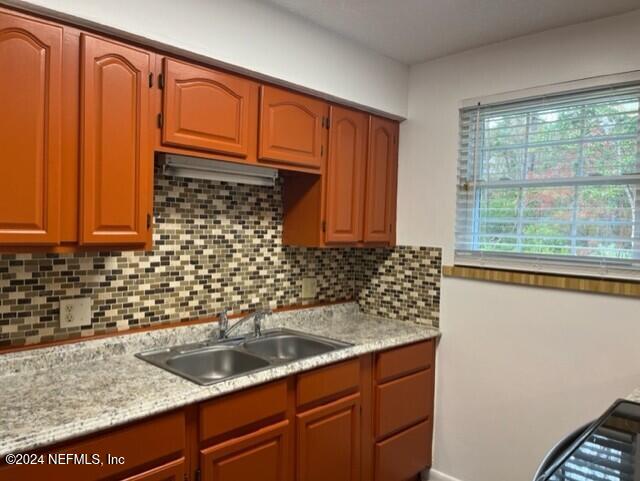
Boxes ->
[159,154,278,187]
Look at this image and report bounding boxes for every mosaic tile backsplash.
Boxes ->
[357,246,441,326]
[0,169,440,347]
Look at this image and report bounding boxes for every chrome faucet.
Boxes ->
[217,308,271,340]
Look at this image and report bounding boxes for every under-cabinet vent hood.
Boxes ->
[160,154,278,187]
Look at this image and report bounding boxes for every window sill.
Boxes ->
[442,265,640,298]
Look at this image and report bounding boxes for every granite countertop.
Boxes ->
[0,303,439,457]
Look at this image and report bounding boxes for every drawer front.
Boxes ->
[374,420,432,481]
[376,340,434,384]
[200,380,288,443]
[375,369,432,439]
[297,359,360,408]
[0,411,185,481]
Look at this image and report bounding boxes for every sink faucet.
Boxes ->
[217,308,271,340]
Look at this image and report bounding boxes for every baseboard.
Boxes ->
[423,468,466,481]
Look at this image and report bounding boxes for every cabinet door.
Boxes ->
[80,34,153,245]
[363,116,398,244]
[324,106,367,244]
[162,58,258,158]
[0,10,62,245]
[296,394,360,481]
[201,420,290,481]
[259,86,327,170]
[122,458,185,481]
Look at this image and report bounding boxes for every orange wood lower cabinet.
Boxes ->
[296,393,361,481]
[0,345,435,481]
[0,410,186,481]
[200,420,290,481]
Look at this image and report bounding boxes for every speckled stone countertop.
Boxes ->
[0,303,439,457]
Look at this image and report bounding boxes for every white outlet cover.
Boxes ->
[301,278,318,299]
[59,297,92,328]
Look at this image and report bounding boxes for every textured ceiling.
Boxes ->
[259,0,640,64]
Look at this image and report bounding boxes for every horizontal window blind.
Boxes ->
[455,83,640,279]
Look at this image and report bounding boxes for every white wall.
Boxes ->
[15,0,409,117]
[398,10,640,481]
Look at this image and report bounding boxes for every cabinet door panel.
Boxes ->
[163,58,258,158]
[0,10,62,245]
[325,106,367,244]
[296,394,360,481]
[259,86,327,170]
[363,116,398,244]
[201,421,289,481]
[80,34,152,245]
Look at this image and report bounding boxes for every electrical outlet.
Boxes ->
[301,277,318,299]
[59,297,92,328]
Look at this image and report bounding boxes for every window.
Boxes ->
[455,83,640,278]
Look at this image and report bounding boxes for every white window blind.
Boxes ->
[455,83,640,279]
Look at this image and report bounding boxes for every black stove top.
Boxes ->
[542,399,640,481]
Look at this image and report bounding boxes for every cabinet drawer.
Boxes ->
[200,380,287,442]
[0,411,185,481]
[376,340,434,383]
[374,420,432,481]
[297,359,360,408]
[375,369,432,439]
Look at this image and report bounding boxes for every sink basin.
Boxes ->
[242,333,339,362]
[136,328,352,385]
[162,347,269,384]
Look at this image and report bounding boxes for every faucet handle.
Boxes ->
[217,308,229,339]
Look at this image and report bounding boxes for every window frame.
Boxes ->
[455,78,640,280]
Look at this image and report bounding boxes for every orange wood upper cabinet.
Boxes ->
[161,58,259,159]
[296,394,361,481]
[0,10,63,245]
[259,86,328,172]
[324,106,368,244]
[363,116,398,244]
[79,34,154,246]
[200,421,290,481]
[282,112,398,248]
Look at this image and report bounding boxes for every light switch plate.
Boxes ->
[59,297,92,328]
[301,277,318,299]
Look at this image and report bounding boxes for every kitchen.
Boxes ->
[1,1,640,481]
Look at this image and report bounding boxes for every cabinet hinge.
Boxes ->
[326,117,330,129]
[157,112,163,128]
[322,220,326,233]
[158,73,165,89]
[194,469,201,481]
[147,213,152,230]
[148,72,153,87]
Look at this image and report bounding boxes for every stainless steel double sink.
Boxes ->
[136,328,352,385]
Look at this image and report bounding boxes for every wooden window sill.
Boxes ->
[443,265,640,298]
